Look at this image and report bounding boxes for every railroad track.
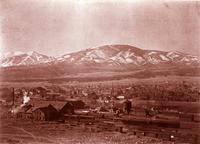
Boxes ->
[63,114,200,144]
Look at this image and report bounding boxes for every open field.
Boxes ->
[1,66,200,82]
[0,119,174,144]
[1,75,200,87]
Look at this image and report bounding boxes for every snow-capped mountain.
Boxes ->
[1,45,199,81]
[56,45,199,66]
[1,45,199,67]
[0,51,55,67]
[1,51,24,59]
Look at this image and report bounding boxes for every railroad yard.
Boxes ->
[0,112,199,144]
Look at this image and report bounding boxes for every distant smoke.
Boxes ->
[11,90,31,114]
[21,91,30,107]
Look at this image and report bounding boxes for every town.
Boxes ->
[0,79,200,143]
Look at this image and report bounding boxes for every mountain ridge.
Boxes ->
[55,44,199,67]
[0,44,199,81]
[0,51,55,67]
[1,44,199,67]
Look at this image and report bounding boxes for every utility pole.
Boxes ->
[12,87,15,106]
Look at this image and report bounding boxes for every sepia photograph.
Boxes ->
[0,0,200,143]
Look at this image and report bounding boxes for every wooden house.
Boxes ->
[59,100,85,115]
[60,102,75,115]
[32,104,59,121]
[17,111,32,120]
[24,99,86,121]
[16,104,33,120]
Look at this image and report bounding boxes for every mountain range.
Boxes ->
[1,45,199,67]
[1,51,55,67]
[0,45,199,81]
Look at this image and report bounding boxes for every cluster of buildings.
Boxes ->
[1,80,199,108]
[3,84,133,121]
[1,80,199,122]
[14,99,85,121]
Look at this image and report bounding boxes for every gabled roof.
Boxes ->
[30,100,66,111]
[25,99,85,113]
[66,100,85,109]
[17,104,33,113]
[36,104,58,114]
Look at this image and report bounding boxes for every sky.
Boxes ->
[0,0,199,57]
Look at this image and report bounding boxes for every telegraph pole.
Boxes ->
[12,87,15,106]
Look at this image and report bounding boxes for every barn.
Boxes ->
[59,100,85,115]
[17,111,32,120]
[16,104,33,120]
[28,99,86,121]
[32,104,59,121]
[60,102,75,115]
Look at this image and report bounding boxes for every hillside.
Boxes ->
[0,45,199,81]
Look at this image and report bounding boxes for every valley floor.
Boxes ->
[1,75,200,88]
[0,119,174,144]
